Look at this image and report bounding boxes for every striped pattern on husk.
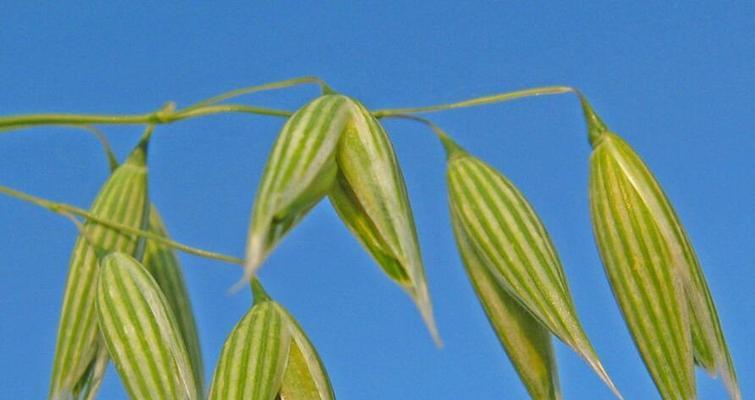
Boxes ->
[142,206,204,393]
[244,95,352,281]
[445,144,621,398]
[50,138,150,399]
[589,131,740,400]
[328,100,438,342]
[209,300,292,400]
[276,303,334,400]
[96,253,198,400]
[451,206,559,399]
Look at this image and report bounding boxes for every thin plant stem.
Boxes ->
[372,85,575,117]
[76,125,119,170]
[0,76,330,132]
[0,101,292,132]
[0,184,243,266]
[184,76,332,110]
[382,113,456,148]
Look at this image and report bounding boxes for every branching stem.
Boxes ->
[372,85,575,117]
[0,185,243,266]
[0,102,292,132]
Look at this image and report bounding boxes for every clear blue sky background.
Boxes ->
[1,3,752,399]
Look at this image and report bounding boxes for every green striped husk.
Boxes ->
[209,281,334,400]
[276,303,335,400]
[583,99,740,400]
[244,95,353,282]
[142,206,204,393]
[451,206,559,399]
[244,94,437,340]
[96,252,198,399]
[49,134,151,399]
[445,140,621,399]
[328,100,438,343]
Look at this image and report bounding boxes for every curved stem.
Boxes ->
[171,103,292,120]
[372,85,575,117]
[0,102,292,132]
[381,113,463,157]
[382,113,452,143]
[0,185,243,266]
[184,76,331,110]
[0,76,327,132]
[77,125,119,171]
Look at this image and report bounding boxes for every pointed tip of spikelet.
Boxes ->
[413,293,442,348]
[229,234,267,294]
[577,347,622,400]
[229,248,263,295]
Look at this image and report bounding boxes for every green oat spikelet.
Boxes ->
[443,137,621,398]
[49,129,152,399]
[208,280,334,400]
[243,94,437,341]
[243,95,352,283]
[208,298,290,400]
[96,253,198,400]
[451,205,559,399]
[329,100,439,343]
[142,206,204,394]
[583,96,740,400]
[258,281,335,400]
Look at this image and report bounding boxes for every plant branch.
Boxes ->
[0,76,333,132]
[382,113,454,144]
[184,76,332,110]
[372,85,575,117]
[0,101,292,132]
[0,185,243,266]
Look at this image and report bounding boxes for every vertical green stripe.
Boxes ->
[209,301,291,400]
[590,142,695,399]
[451,208,559,399]
[51,146,149,399]
[142,206,204,393]
[446,147,619,397]
[96,253,197,400]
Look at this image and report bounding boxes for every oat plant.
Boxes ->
[0,77,740,399]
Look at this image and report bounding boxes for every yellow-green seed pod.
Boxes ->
[49,131,151,399]
[264,282,334,400]
[96,252,198,400]
[208,302,289,400]
[243,95,353,282]
[208,280,334,400]
[583,97,740,400]
[451,205,559,399]
[328,100,438,343]
[142,206,204,394]
[444,138,621,398]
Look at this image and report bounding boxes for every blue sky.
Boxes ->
[1,3,753,399]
